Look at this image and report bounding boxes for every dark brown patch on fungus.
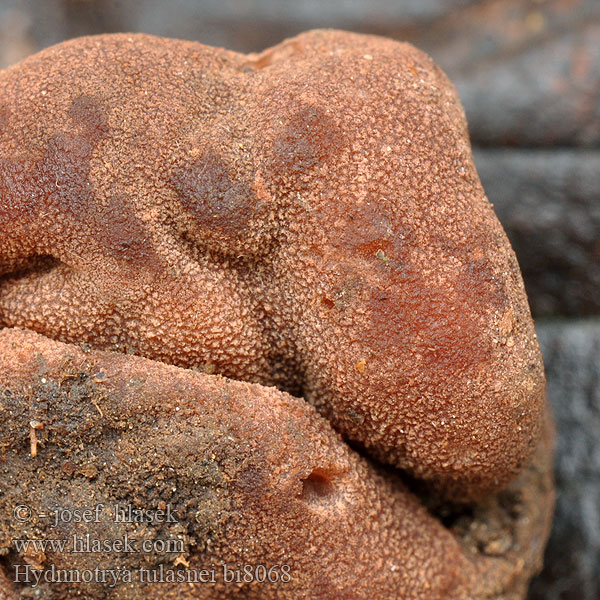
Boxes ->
[0,30,553,599]
[172,150,259,239]
[269,104,345,175]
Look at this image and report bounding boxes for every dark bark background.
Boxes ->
[0,1,598,598]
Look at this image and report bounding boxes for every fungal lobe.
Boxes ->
[0,30,553,600]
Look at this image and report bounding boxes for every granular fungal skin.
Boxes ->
[0,30,553,598]
[0,328,554,600]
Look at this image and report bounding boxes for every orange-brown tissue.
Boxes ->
[0,30,553,599]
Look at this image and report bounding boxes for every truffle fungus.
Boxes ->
[0,30,553,599]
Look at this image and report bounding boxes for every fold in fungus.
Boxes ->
[0,30,553,599]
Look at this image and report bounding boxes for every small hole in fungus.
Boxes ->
[300,468,334,503]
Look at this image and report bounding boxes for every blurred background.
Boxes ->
[0,1,598,598]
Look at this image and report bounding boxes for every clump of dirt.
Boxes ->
[0,353,240,599]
